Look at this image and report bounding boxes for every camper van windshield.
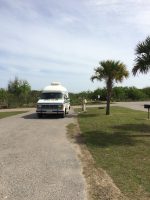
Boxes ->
[41,92,63,99]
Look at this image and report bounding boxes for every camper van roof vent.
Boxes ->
[51,82,61,86]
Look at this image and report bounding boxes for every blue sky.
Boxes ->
[0,0,150,92]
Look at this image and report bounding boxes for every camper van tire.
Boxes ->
[61,110,66,118]
[37,113,42,118]
[61,114,65,118]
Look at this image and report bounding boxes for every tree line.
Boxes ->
[69,86,150,105]
[0,79,150,108]
[0,77,41,108]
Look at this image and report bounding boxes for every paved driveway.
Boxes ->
[114,101,150,112]
[0,110,86,200]
[74,101,150,112]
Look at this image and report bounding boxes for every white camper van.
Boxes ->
[36,82,70,118]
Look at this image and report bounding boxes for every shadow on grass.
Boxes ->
[74,130,142,147]
[98,107,105,109]
[112,124,150,135]
[74,123,150,148]
[79,113,100,118]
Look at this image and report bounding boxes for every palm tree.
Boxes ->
[132,36,150,75]
[91,60,129,115]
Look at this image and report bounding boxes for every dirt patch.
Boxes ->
[67,119,128,200]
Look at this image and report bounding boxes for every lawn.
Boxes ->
[77,107,150,200]
[0,111,27,119]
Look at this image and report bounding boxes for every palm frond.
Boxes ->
[91,60,129,83]
[133,36,150,75]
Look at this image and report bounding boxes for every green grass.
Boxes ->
[0,111,27,119]
[77,107,150,199]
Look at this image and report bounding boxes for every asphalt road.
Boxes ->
[0,110,86,200]
[114,101,150,112]
[74,101,150,112]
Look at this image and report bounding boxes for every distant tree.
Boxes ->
[112,87,128,101]
[8,77,21,95]
[19,80,31,103]
[92,88,107,101]
[91,60,129,115]
[29,90,41,104]
[8,77,31,106]
[126,87,147,101]
[132,36,150,75]
[0,88,8,107]
[142,87,150,99]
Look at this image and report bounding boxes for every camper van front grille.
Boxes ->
[41,104,58,110]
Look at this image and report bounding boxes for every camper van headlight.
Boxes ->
[58,104,63,110]
[37,104,42,108]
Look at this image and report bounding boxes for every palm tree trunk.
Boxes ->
[106,80,112,115]
[106,95,110,115]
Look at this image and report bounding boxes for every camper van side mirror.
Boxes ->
[65,97,70,102]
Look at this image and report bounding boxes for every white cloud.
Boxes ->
[0,0,150,91]
[87,0,150,32]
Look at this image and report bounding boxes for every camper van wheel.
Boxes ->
[66,109,69,114]
[37,113,42,118]
[60,111,65,118]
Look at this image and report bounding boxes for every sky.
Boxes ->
[0,0,150,92]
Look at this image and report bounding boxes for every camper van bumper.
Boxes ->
[36,109,64,114]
